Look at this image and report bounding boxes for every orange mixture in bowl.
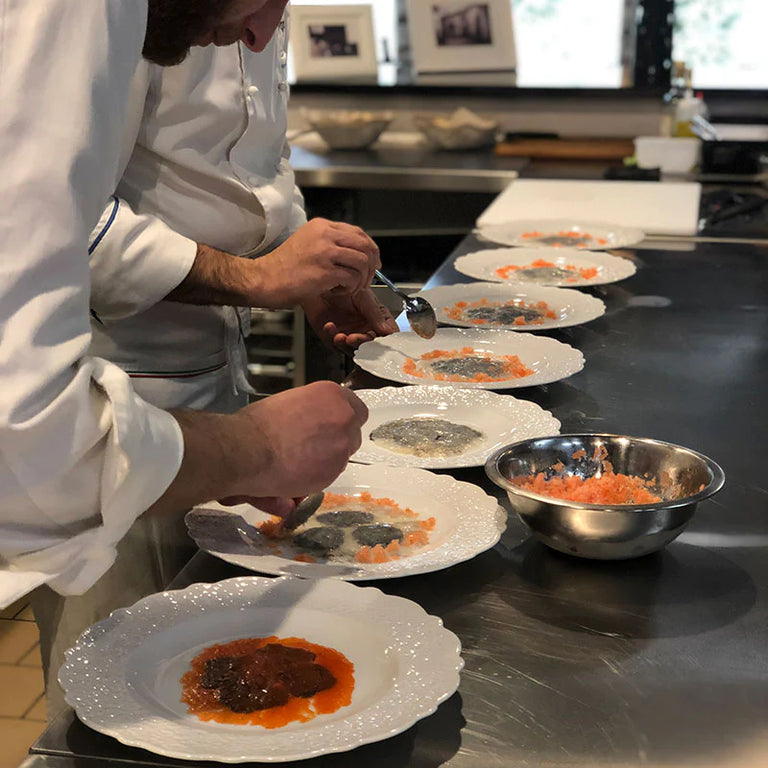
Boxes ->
[513,468,661,505]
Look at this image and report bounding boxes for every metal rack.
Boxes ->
[246,308,305,397]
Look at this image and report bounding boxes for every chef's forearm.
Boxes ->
[145,408,270,515]
[165,243,277,308]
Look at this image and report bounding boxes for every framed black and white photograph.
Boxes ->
[407,1,516,76]
[290,5,379,82]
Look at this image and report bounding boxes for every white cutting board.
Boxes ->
[477,179,702,236]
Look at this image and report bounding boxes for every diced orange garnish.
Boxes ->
[514,470,661,504]
[403,530,429,547]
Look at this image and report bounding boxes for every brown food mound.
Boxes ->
[199,643,336,713]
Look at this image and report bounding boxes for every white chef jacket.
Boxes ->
[88,17,306,411]
[0,2,184,605]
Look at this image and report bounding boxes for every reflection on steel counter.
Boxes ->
[27,235,768,768]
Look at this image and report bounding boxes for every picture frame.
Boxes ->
[406,1,517,76]
[289,4,379,83]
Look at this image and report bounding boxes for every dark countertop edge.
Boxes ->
[290,83,668,100]
[291,83,768,105]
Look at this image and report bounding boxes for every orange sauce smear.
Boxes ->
[495,258,598,282]
[444,298,557,326]
[403,346,534,382]
[180,636,354,728]
[514,470,661,504]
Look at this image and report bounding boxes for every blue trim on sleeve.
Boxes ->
[88,196,119,255]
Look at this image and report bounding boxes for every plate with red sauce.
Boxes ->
[475,219,645,250]
[59,576,463,762]
[185,462,505,580]
[454,247,637,287]
[353,327,584,390]
[414,282,605,331]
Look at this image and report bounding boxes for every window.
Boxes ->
[672,0,768,89]
[513,0,627,87]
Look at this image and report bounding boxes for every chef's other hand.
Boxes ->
[303,288,398,353]
[251,218,380,307]
[227,381,367,500]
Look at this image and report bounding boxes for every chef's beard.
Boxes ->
[143,0,236,66]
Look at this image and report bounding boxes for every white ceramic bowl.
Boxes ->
[414,112,499,150]
[304,109,394,150]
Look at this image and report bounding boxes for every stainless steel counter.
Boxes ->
[290,144,526,193]
[29,237,768,767]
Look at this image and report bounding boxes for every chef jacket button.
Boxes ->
[248,85,259,95]
[279,51,287,64]
[279,20,286,31]
[277,81,288,92]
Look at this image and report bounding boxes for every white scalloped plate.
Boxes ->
[454,247,637,287]
[185,463,505,581]
[476,219,645,250]
[353,327,584,390]
[351,386,560,469]
[415,282,606,331]
[60,577,462,763]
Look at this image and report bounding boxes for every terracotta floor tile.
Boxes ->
[0,717,46,768]
[24,694,47,723]
[0,666,44,718]
[0,598,29,620]
[15,605,35,622]
[0,620,40,664]
[17,644,42,669]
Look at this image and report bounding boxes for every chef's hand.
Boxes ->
[217,495,301,519]
[221,381,368,513]
[302,288,398,353]
[250,218,380,307]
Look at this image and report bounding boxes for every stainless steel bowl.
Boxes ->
[485,434,725,560]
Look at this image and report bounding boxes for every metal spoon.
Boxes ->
[374,269,437,339]
[282,492,325,531]
[233,492,325,551]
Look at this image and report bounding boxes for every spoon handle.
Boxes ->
[374,269,406,300]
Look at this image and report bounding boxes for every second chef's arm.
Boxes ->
[89,196,380,317]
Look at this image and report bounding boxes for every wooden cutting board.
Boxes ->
[495,138,635,161]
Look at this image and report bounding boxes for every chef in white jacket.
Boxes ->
[1,0,376,717]
[88,16,395,414]
[29,6,396,716]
